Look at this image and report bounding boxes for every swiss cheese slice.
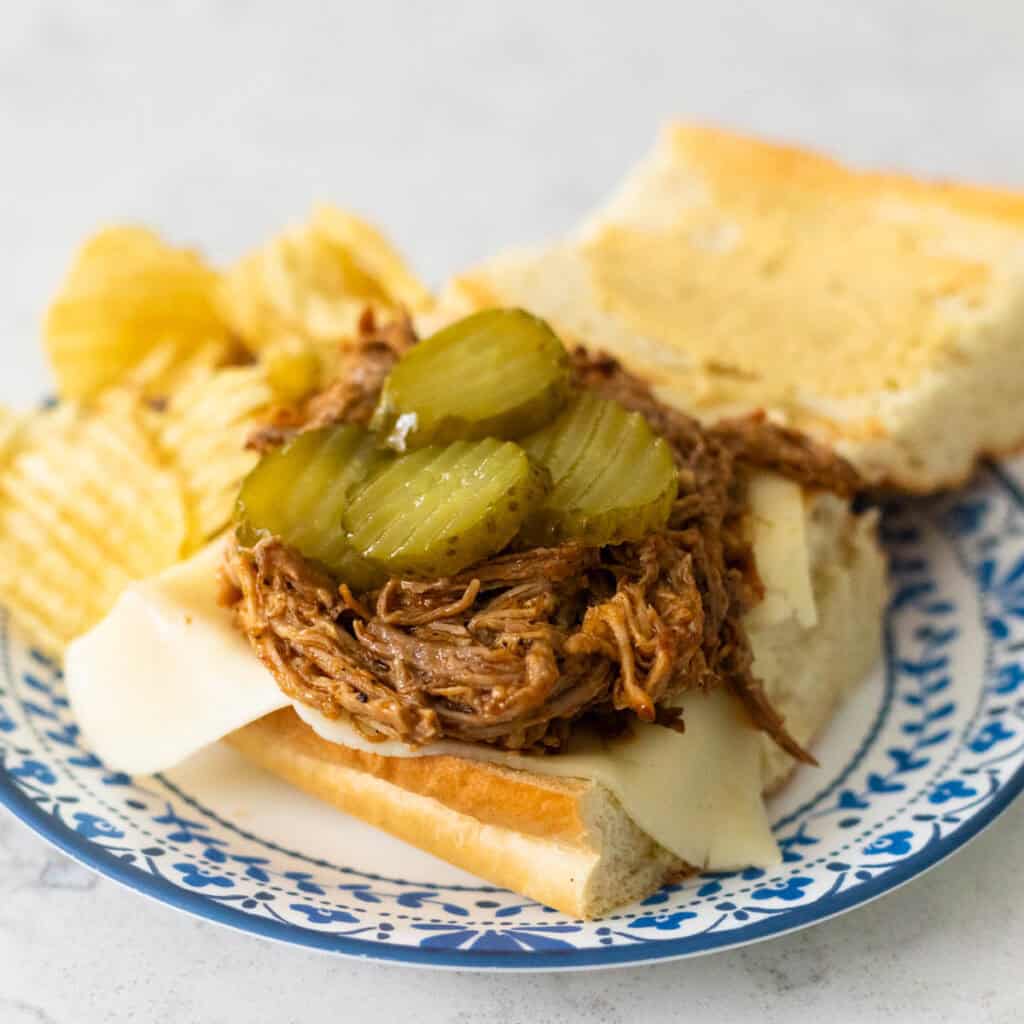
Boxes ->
[65,540,289,775]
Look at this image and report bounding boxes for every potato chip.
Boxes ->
[44,226,232,400]
[0,395,188,653]
[121,336,236,399]
[309,204,433,311]
[218,205,432,355]
[261,335,323,403]
[156,365,274,549]
[0,407,26,466]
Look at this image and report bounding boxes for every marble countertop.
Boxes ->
[2,2,1022,1020]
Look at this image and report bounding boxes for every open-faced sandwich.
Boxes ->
[7,125,1024,918]
[67,306,885,917]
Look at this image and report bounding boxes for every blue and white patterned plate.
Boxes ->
[2,461,1024,970]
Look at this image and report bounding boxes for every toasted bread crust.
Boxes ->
[233,707,592,843]
[666,122,1024,223]
[226,712,684,918]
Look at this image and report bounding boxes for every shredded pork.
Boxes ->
[223,315,864,757]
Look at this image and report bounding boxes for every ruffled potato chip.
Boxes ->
[121,336,237,399]
[0,395,188,653]
[0,407,26,465]
[5,209,431,651]
[261,334,323,403]
[155,365,274,549]
[309,204,432,312]
[44,226,233,400]
[218,205,432,364]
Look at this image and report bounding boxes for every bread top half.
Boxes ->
[437,123,1024,492]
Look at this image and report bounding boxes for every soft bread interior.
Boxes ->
[227,498,886,918]
[430,122,1024,492]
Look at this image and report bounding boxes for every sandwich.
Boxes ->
[66,306,885,918]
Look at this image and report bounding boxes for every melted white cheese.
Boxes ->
[65,473,823,870]
[744,473,817,630]
[65,541,289,775]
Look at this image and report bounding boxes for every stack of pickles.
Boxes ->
[235,309,678,586]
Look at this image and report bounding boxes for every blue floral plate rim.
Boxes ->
[2,756,1020,970]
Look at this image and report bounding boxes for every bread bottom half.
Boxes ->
[227,515,886,918]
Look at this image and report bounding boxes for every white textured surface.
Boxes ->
[1,1,1023,1020]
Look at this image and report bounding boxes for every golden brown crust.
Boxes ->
[669,121,1024,224]
[226,710,684,918]
[232,708,592,843]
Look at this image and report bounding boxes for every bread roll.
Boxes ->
[433,122,1024,492]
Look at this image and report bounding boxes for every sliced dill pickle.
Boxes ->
[521,392,678,546]
[371,308,571,450]
[344,439,549,577]
[235,424,390,590]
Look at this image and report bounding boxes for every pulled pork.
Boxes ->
[222,316,863,757]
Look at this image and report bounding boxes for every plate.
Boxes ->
[2,461,1024,970]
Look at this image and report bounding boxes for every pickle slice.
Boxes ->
[344,439,548,577]
[235,424,390,590]
[371,308,571,450]
[521,392,678,546]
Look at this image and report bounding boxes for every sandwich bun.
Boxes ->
[434,122,1024,492]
